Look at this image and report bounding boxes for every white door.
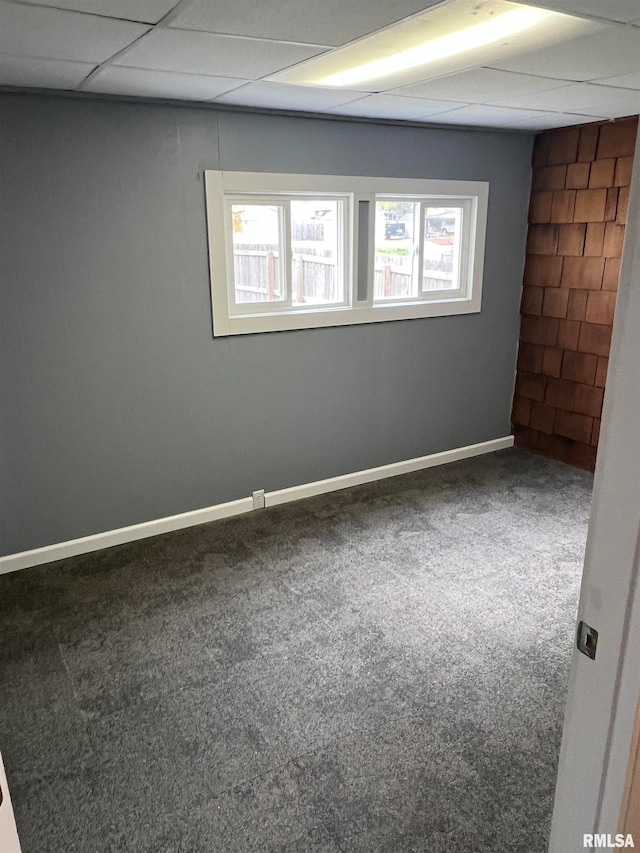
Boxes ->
[549,131,640,851]
[0,752,22,853]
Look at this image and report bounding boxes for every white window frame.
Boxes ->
[205,171,488,337]
[372,196,472,305]
[224,193,350,315]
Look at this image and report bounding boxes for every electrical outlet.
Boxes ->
[252,489,265,510]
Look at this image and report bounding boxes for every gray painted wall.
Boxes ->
[0,93,532,556]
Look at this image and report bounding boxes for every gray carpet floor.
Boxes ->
[0,448,592,853]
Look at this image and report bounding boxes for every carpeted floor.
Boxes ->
[0,448,592,853]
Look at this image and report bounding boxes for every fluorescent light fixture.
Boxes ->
[267,0,601,92]
[320,6,548,87]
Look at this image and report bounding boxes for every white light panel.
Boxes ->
[268,0,599,91]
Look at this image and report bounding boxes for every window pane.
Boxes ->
[373,201,420,301]
[422,207,462,292]
[231,204,284,304]
[290,200,344,306]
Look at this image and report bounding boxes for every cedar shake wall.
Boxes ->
[512,116,638,471]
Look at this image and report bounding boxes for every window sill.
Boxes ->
[216,295,481,336]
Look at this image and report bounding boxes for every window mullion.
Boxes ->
[282,201,293,309]
[342,197,351,308]
[417,201,426,300]
[459,200,471,298]
[354,194,374,308]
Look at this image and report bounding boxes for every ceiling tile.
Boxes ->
[113,28,327,78]
[15,0,177,25]
[506,113,605,130]
[85,66,248,100]
[327,94,466,120]
[430,104,555,127]
[494,82,640,113]
[490,26,640,81]
[0,3,149,63]
[522,0,640,24]
[169,0,441,47]
[215,81,364,111]
[592,70,640,90]
[0,53,94,88]
[563,99,640,119]
[391,67,570,103]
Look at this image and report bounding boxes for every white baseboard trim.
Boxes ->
[0,498,255,576]
[0,435,513,576]
[266,436,514,507]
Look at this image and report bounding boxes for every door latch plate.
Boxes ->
[577,620,598,660]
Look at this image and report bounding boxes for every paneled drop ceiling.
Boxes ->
[0,0,638,129]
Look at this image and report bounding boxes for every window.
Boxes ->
[205,172,488,336]
[374,201,470,302]
[227,196,348,312]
